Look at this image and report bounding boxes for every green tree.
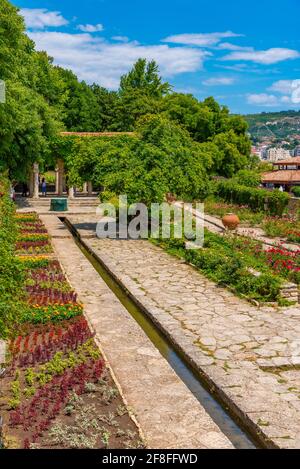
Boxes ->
[114,59,171,130]
[0,1,61,178]
[212,131,249,178]
[233,169,261,187]
[119,59,171,97]
[90,84,120,131]
[56,68,99,131]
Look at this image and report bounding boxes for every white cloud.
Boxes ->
[269,79,295,94]
[222,48,300,64]
[202,77,235,86]
[162,31,242,47]
[29,31,209,88]
[20,8,68,29]
[247,79,300,107]
[217,42,254,51]
[269,79,300,103]
[112,36,129,42]
[77,24,104,33]
[247,93,280,106]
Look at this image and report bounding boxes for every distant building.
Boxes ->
[262,156,300,191]
[266,147,292,162]
[251,145,268,160]
[251,146,261,157]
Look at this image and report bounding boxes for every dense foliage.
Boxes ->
[262,215,300,243]
[1,0,253,191]
[0,176,27,337]
[291,186,300,197]
[232,169,262,187]
[0,1,63,179]
[216,180,289,216]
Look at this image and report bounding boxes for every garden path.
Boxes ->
[39,214,233,449]
[174,201,300,252]
[67,214,300,448]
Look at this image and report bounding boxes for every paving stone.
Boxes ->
[56,214,300,448]
[0,340,6,364]
[41,215,233,449]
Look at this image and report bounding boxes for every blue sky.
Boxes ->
[15,0,300,114]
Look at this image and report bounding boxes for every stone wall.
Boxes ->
[288,197,300,216]
[280,281,299,303]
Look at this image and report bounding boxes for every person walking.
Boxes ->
[22,182,28,197]
[41,177,47,197]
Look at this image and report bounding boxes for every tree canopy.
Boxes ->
[1,0,253,202]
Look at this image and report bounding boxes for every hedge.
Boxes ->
[291,186,300,198]
[216,180,289,216]
[0,175,27,338]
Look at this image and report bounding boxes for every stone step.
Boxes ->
[24,198,100,207]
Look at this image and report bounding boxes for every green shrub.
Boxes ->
[186,249,242,285]
[235,272,280,301]
[233,169,261,187]
[291,186,300,198]
[216,180,289,216]
[0,176,27,338]
[152,223,284,303]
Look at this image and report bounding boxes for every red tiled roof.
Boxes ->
[262,170,300,184]
[60,132,135,137]
[273,157,300,165]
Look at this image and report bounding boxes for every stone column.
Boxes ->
[68,186,75,199]
[57,159,64,196]
[29,169,34,198]
[33,162,39,199]
[55,167,59,195]
[83,182,88,193]
[87,181,93,196]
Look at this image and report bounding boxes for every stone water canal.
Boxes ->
[62,214,300,449]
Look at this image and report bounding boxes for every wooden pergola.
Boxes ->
[29,132,135,199]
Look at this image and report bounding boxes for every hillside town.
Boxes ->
[252,142,300,161]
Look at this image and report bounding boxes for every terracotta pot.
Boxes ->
[166,192,176,203]
[222,213,240,231]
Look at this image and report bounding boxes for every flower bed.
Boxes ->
[1,318,142,449]
[14,213,39,223]
[15,217,52,254]
[203,199,265,226]
[262,216,300,244]
[17,256,51,270]
[17,233,50,242]
[263,246,300,284]
[20,304,84,324]
[17,220,48,234]
[16,240,53,254]
[0,211,143,449]
[152,220,299,303]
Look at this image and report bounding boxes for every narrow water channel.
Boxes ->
[62,218,258,450]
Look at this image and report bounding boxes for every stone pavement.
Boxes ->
[16,197,99,216]
[0,340,6,365]
[67,214,300,448]
[40,215,233,449]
